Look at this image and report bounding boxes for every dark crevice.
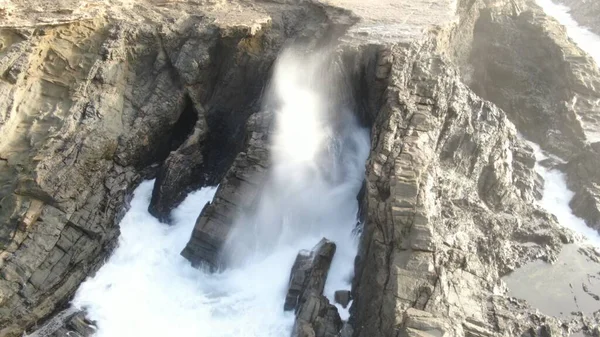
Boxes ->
[198,34,273,186]
[168,95,199,152]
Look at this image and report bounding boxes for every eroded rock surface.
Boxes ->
[350,35,576,337]
[0,1,355,334]
[565,144,600,233]
[2,0,600,336]
[180,110,273,268]
[284,239,343,337]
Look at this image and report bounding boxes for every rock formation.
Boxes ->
[350,34,572,337]
[0,1,354,334]
[1,0,600,336]
[558,0,600,36]
[284,238,342,337]
[181,110,273,268]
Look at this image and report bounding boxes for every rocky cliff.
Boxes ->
[1,0,600,336]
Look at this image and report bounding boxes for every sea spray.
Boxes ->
[72,46,370,336]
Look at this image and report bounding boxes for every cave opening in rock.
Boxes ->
[169,95,199,152]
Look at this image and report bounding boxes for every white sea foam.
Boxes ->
[71,47,369,337]
[527,141,600,247]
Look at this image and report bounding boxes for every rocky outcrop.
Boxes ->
[565,143,600,232]
[284,239,343,337]
[147,18,279,221]
[334,290,351,308]
[558,0,600,36]
[350,34,578,337]
[20,308,95,337]
[3,0,600,336]
[48,311,96,337]
[180,110,272,268]
[0,17,192,335]
[439,0,600,233]
[0,1,355,335]
[451,0,600,158]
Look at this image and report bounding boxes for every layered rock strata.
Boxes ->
[350,35,576,337]
[0,1,355,335]
[180,110,273,268]
[2,0,600,336]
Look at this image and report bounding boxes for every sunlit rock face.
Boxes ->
[3,0,600,336]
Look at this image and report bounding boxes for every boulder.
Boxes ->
[334,290,352,308]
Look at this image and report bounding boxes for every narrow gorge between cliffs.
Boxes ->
[6,0,600,336]
[66,48,369,337]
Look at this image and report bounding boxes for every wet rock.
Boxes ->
[0,2,354,335]
[3,0,600,336]
[284,239,342,337]
[334,290,351,308]
[565,145,600,233]
[285,250,314,311]
[180,111,272,269]
[148,21,280,221]
[340,323,354,337]
[285,239,337,312]
[50,311,97,337]
[26,309,96,337]
[504,244,600,319]
[149,114,207,222]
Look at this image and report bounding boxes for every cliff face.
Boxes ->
[0,1,352,334]
[1,0,600,336]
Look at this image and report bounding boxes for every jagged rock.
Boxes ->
[3,0,600,336]
[149,117,208,222]
[294,293,342,337]
[285,250,314,311]
[180,111,272,269]
[283,239,341,337]
[0,1,355,335]
[0,16,194,335]
[351,16,583,336]
[285,239,337,312]
[49,311,97,337]
[565,145,600,233]
[558,0,600,36]
[22,309,96,337]
[449,0,600,158]
[148,19,283,221]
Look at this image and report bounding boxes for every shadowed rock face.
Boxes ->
[2,0,600,336]
[349,36,571,337]
[283,239,342,337]
[0,2,356,335]
[180,109,273,269]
